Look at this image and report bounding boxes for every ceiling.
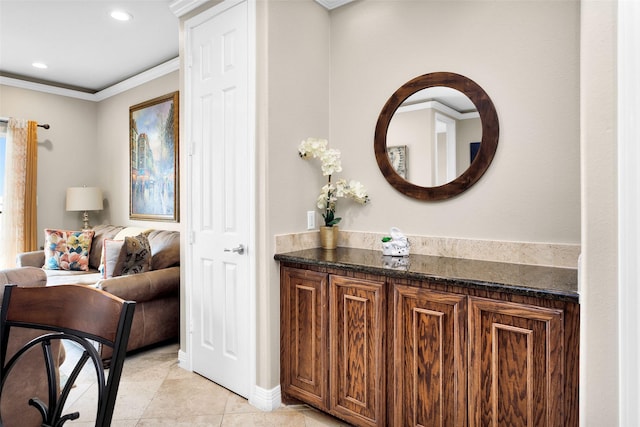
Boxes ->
[403,86,477,114]
[0,0,179,93]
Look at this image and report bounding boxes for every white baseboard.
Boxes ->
[249,384,282,411]
[178,349,190,371]
[178,348,279,411]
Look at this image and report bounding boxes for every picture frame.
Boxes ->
[387,145,407,179]
[470,141,481,163]
[129,91,179,222]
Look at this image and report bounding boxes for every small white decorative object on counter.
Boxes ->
[381,227,410,256]
[382,255,410,269]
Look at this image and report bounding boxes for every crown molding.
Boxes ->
[93,58,180,101]
[314,0,354,10]
[0,76,97,101]
[398,99,480,121]
[170,0,354,16]
[0,58,180,102]
[170,0,209,17]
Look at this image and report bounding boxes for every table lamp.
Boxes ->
[66,186,103,229]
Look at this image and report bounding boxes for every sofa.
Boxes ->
[16,224,180,361]
[0,267,65,427]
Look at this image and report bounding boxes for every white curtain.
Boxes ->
[0,118,37,268]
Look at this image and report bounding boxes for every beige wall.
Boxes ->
[457,117,482,174]
[260,0,331,386]
[329,0,580,243]
[580,0,618,423]
[0,85,98,246]
[95,71,180,231]
[387,108,434,186]
[0,72,180,249]
[259,0,581,391]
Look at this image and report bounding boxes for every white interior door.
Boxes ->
[187,0,251,398]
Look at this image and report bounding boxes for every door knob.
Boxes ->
[224,244,245,255]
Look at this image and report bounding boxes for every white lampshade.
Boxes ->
[66,187,104,212]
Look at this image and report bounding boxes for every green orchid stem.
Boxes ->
[323,174,340,227]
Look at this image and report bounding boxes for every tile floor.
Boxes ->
[60,342,350,426]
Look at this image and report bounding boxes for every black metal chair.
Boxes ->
[0,284,135,427]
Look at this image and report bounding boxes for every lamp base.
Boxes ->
[82,211,91,230]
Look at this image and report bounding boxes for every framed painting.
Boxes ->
[387,145,407,179]
[470,141,481,163]
[129,91,179,221]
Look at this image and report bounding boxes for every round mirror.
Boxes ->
[374,72,499,201]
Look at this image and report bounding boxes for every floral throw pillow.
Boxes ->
[121,233,152,275]
[43,229,95,271]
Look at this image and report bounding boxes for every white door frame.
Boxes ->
[181,0,257,407]
[618,0,640,423]
[434,112,457,184]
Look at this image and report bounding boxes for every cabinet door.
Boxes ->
[392,285,467,427]
[469,297,565,427]
[280,267,328,409]
[330,275,385,427]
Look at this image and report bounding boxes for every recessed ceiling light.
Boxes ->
[110,10,132,21]
[32,62,48,69]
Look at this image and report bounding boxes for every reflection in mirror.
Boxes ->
[387,145,407,179]
[374,72,499,201]
[387,87,481,186]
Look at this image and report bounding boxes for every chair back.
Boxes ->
[0,284,135,427]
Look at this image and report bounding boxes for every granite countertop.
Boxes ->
[274,247,579,303]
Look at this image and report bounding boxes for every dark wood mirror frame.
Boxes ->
[374,72,499,201]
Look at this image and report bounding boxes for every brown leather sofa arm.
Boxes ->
[0,267,47,288]
[97,266,180,303]
[16,250,45,268]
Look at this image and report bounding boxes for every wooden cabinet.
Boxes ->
[391,286,575,427]
[280,267,328,409]
[468,297,566,427]
[280,264,578,427]
[280,268,385,425]
[330,275,385,427]
[392,285,468,427]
